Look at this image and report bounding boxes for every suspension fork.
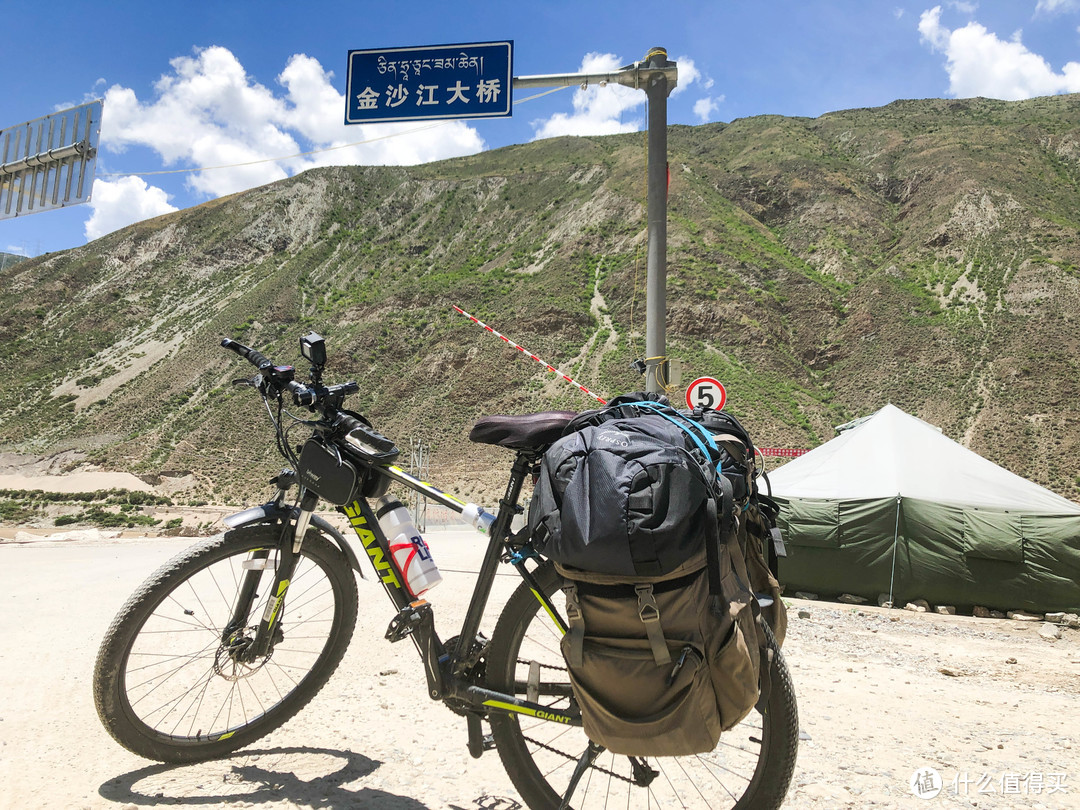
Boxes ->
[224,488,318,661]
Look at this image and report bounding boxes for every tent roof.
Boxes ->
[767,404,1080,513]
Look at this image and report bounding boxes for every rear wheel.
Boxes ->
[486,562,798,809]
[93,525,358,763]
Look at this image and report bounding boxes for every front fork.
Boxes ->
[223,487,317,662]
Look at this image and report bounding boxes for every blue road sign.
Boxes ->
[346,41,513,125]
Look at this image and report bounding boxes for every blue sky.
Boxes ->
[3,0,1080,257]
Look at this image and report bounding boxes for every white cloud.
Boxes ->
[100,46,485,201]
[947,1,978,14]
[275,53,483,171]
[84,177,179,240]
[673,57,700,97]
[4,245,29,256]
[531,53,644,140]
[531,52,704,140]
[919,5,1080,98]
[1036,0,1080,14]
[693,96,725,123]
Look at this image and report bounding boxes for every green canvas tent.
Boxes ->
[768,404,1080,613]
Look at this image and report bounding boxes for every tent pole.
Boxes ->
[887,495,902,606]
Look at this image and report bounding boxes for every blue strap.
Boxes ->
[626,400,723,473]
[509,547,540,566]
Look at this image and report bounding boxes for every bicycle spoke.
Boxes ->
[105,533,348,746]
[126,638,218,700]
[488,562,797,810]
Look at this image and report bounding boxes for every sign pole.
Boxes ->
[348,44,678,398]
[643,47,672,394]
[512,49,677,395]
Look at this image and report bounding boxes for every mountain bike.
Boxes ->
[93,332,798,810]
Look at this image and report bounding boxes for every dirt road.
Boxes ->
[1,530,1077,810]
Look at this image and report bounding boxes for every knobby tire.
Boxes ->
[93,525,358,763]
[486,561,798,810]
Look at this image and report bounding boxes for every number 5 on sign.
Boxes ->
[686,377,726,411]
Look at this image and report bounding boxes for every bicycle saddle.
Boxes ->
[469,411,577,450]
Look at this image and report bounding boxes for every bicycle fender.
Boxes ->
[223,503,368,579]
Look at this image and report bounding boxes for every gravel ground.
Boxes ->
[0,529,1077,810]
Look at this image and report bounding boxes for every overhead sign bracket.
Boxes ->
[0,100,103,220]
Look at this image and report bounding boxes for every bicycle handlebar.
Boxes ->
[223,337,313,405]
[221,337,397,457]
[221,338,271,370]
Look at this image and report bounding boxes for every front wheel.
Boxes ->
[93,525,359,763]
[486,562,798,810]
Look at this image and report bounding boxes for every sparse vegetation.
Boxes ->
[4,96,1080,503]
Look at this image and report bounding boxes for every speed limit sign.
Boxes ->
[686,377,726,411]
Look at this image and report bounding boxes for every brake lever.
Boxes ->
[231,376,258,388]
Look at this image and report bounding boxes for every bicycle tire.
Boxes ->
[93,524,359,763]
[486,561,798,810]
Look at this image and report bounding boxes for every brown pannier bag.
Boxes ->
[557,541,762,756]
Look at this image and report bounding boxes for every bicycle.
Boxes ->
[93,332,799,810]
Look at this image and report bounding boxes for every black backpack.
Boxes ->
[528,393,783,756]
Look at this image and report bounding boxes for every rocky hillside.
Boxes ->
[3,94,1080,504]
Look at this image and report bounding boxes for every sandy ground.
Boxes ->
[0,523,1078,808]
[0,471,154,493]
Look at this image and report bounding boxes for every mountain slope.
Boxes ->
[3,94,1080,504]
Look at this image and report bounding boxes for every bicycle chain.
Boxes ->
[520,733,637,786]
[515,657,566,672]
[513,657,638,788]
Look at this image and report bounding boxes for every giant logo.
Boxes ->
[344,501,403,589]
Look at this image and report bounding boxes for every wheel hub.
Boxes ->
[214,627,276,678]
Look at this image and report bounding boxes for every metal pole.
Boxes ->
[512,51,677,395]
[644,47,673,393]
[512,66,677,91]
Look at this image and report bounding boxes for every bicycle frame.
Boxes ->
[226,445,580,758]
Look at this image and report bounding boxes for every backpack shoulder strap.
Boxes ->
[705,475,736,598]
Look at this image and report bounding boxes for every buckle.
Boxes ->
[635,584,661,624]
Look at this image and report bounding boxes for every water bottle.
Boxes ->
[376,496,442,597]
[462,502,496,534]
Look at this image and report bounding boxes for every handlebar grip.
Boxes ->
[221,338,272,370]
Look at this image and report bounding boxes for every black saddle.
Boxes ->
[469,411,577,451]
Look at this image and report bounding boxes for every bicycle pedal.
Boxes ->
[465,713,498,759]
[385,600,431,643]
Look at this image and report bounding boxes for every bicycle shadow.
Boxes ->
[450,798,523,810]
[97,745,431,808]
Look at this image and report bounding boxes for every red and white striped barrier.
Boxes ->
[452,305,608,404]
[757,448,809,458]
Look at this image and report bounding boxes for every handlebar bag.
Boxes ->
[297,439,359,505]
